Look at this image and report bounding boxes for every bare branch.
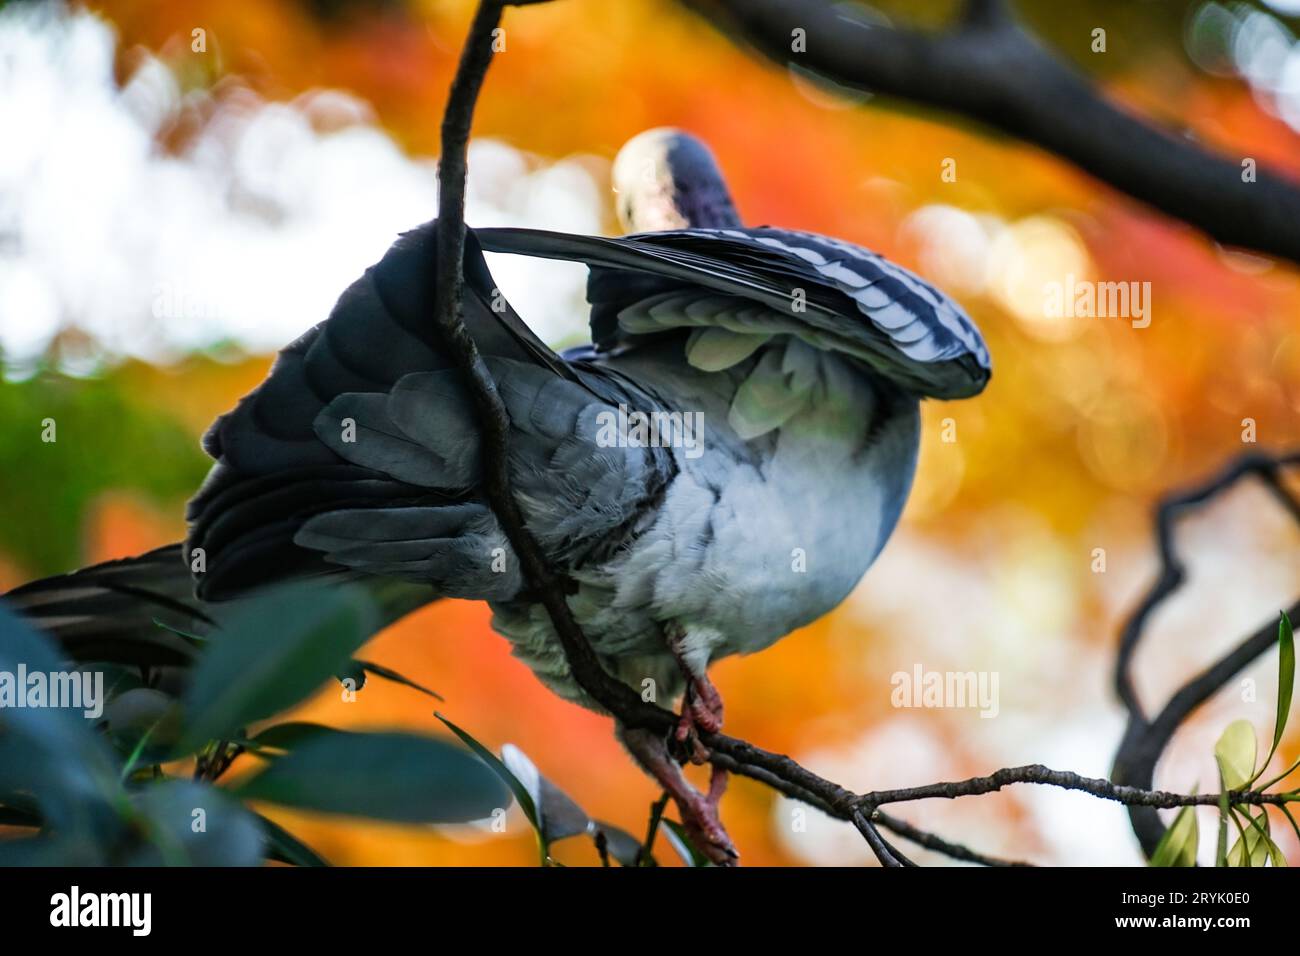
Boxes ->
[858,764,1298,812]
[853,810,908,867]
[873,810,1030,867]
[433,0,667,736]
[709,749,1024,865]
[679,0,1300,266]
[1111,450,1300,855]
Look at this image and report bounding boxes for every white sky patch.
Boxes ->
[0,4,599,371]
[1188,2,1300,133]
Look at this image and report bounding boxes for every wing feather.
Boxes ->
[478,226,990,399]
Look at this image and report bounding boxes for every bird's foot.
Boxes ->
[620,726,738,866]
[665,623,724,765]
[673,676,724,764]
[680,763,732,863]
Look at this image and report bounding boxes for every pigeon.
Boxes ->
[7,128,990,864]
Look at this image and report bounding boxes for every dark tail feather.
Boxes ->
[4,545,437,669]
[3,544,210,667]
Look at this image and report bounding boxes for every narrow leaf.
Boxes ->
[1257,611,1296,785]
[501,744,590,844]
[250,722,336,752]
[1215,785,1230,868]
[1214,720,1257,791]
[592,821,644,867]
[255,812,330,867]
[127,781,265,867]
[434,713,536,828]
[235,728,508,824]
[1149,805,1199,867]
[0,606,120,833]
[179,583,379,750]
[355,659,444,701]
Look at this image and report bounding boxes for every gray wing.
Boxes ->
[296,356,674,596]
[478,226,990,400]
[187,222,672,602]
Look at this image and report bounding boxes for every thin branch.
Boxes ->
[852,810,907,867]
[857,764,1297,812]
[437,36,670,732]
[710,749,1025,866]
[873,810,1030,867]
[637,792,672,866]
[1114,452,1300,716]
[1111,451,1300,855]
[679,0,1300,266]
[432,0,670,729]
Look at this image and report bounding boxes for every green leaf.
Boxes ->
[434,713,536,829]
[235,728,509,824]
[101,687,184,759]
[1283,804,1300,849]
[334,660,366,692]
[250,722,336,752]
[1149,805,1199,867]
[1257,612,1296,786]
[125,780,265,867]
[501,743,591,844]
[254,812,330,867]
[0,606,121,836]
[1225,806,1252,867]
[0,835,107,866]
[1227,807,1273,867]
[179,583,379,750]
[354,659,443,701]
[592,820,644,867]
[1236,807,1285,867]
[1253,755,1300,792]
[151,618,207,646]
[1214,720,1257,792]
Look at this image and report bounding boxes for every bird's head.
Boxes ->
[613,128,742,232]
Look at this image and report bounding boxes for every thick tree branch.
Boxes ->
[679,0,1300,266]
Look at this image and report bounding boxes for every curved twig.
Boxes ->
[1111,451,1300,855]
